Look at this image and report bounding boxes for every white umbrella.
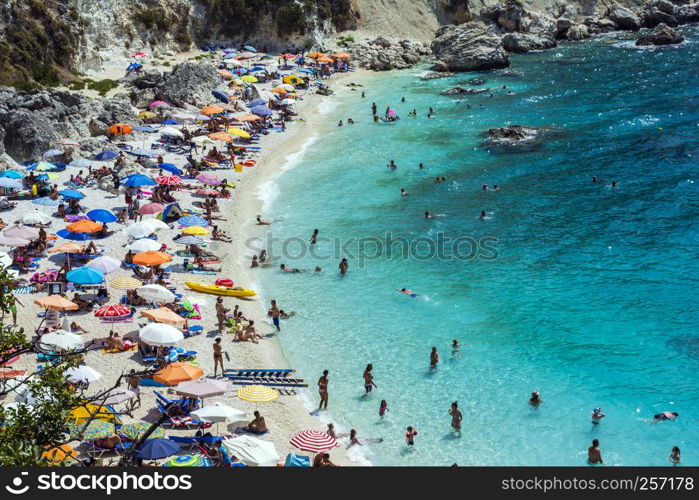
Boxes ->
[86,255,122,274]
[222,435,280,467]
[191,402,245,422]
[64,365,102,383]
[144,219,169,231]
[279,98,295,106]
[39,330,83,351]
[279,83,295,92]
[136,284,175,303]
[94,387,136,405]
[0,178,23,189]
[128,239,161,252]
[21,210,52,225]
[0,252,12,267]
[176,379,229,399]
[191,136,214,145]
[125,222,156,239]
[159,127,183,138]
[139,323,183,346]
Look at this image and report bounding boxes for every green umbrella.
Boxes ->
[163,455,210,467]
[69,420,114,441]
[120,422,165,441]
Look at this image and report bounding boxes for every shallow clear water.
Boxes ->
[256,28,699,466]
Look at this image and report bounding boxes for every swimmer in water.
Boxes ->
[480,210,487,220]
[408,109,417,117]
[348,118,354,124]
[379,399,389,419]
[451,339,461,358]
[435,177,441,183]
[425,211,435,219]
[669,446,681,464]
[529,391,542,407]
[429,107,434,114]
[251,255,259,268]
[492,184,500,191]
[387,160,397,170]
[610,181,618,188]
[401,96,406,103]
[591,176,599,183]
[338,120,343,127]
[310,228,318,245]
[280,264,302,273]
[418,162,424,169]
[314,266,322,273]
[591,407,606,424]
[256,216,271,225]
[653,411,679,421]
[397,288,419,298]
[400,188,408,197]
[441,177,446,182]
[482,184,488,191]
[588,439,603,464]
[449,401,462,432]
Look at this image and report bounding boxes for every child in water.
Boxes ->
[379,400,389,419]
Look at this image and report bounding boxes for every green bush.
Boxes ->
[277,4,307,35]
[86,79,118,96]
[68,81,86,91]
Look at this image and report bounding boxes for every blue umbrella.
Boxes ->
[135,439,180,460]
[234,68,248,76]
[162,120,180,125]
[26,161,57,171]
[212,90,229,104]
[158,163,181,175]
[66,266,104,285]
[177,216,208,227]
[87,209,117,223]
[247,98,267,108]
[94,151,119,161]
[35,174,51,182]
[122,174,156,187]
[70,158,93,168]
[223,48,237,54]
[134,126,157,133]
[56,229,90,241]
[244,45,257,53]
[297,68,315,74]
[59,189,85,200]
[223,53,236,60]
[250,106,273,117]
[0,170,25,179]
[249,66,265,72]
[32,197,59,207]
[0,178,23,189]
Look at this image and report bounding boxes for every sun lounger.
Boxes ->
[153,391,212,429]
[224,369,295,378]
[226,377,308,388]
[86,440,131,458]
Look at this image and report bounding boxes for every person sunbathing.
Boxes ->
[237,321,261,343]
[242,411,267,434]
[70,321,88,334]
[211,226,231,242]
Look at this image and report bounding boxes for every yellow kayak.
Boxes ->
[185,282,257,297]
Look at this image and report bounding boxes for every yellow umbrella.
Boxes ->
[182,226,209,236]
[109,275,143,290]
[237,385,278,403]
[226,127,250,139]
[69,404,121,424]
[241,75,258,83]
[141,307,186,326]
[139,110,157,119]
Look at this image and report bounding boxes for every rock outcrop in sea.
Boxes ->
[487,125,541,143]
[635,23,685,45]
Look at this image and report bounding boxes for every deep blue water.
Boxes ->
[256,27,699,465]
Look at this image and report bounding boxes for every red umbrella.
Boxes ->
[289,430,339,453]
[94,304,131,317]
[155,175,181,185]
[139,203,165,215]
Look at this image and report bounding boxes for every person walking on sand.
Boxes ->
[318,370,329,410]
[588,439,603,464]
[268,299,281,332]
[339,258,348,275]
[363,364,376,394]
[213,338,224,377]
[449,401,462,432]
[215,297,228,334]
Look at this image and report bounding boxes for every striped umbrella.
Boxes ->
[155,175,181,185]
[236,385,278,403]
[120,422,166,441]
[174,236,204,246]
[164,455,210,467]
[69,420,114,440]
[109,275,143,290]
[290,430,340,453]
[177,216,208,227]
[94,304,131,317]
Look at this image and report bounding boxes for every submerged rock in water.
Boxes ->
[502,32,556,53]
[441,87,488,95]
[432,21,509,71]
[422,72,454,80]
[635,23,685,46]
[487,125,540,142]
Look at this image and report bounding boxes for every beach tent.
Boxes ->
[282,75,302,86]
[159,203,184,222]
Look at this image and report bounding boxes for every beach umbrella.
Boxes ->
[94,304,131,318]
[27,161,57,171]
[174,236,204,246]
[238,113,262,122]
[48,242,83,255]
[56,229,90,241]
[59,189,85,200]
[124,222,156,239]
[66,266,104,285]
[139,323,183,346]
[159,127,183,138]
[0,235,31,247]
[191,136,214,146]
[164,455,210,467]
[177,215,208,227]
[244,45,257,52]
[157,163,181,175]
[247,98,267,108]
[222,435,279,467]
[66,220,102,233]
[94,387,136,406]
[109,275,142,290]
[69,420,114,440]
[70,158,93,169]
[139,202,165,215]
[120,422,166,441]
[107,123,133,135]
[55,139,81,147]
[172,112,196,120]
[195,173,222,185]
[218,69,234,80]
[241,75,258,83]
[195,114,212,121]
[212,90,230,104]
[40,330,83,351]
[200,105,224,116]
[236,385,278,403]
[0,170,24,179]
[175,378,229,399]
[86,255,122,274]
[5,225,40,241]
[238,51,257,59]
[134,125,157,133]
[290,430,340,454]
[279,98,295,106]
[64,365,102,383]
[133,52,148,59]
[139,110,157,120]
[162,120,180,125]
[94,151,119,161]
[87,209,117,223]
[317,56,333,63]
[250,106,273,117]
[0,252,12,267]
[141,307,186,326]
[42,444,78,464]
[0,178,23,189]
[144,218,170,230]
[136,284,175,303]
[181,226,209,236]
[69,404,120,424]
[34,296,78,311]
[127,238,161,252]
[122,174,156,187]
[226,127,250,139]
[155,175,181,186]
[208,131,232,143]
[135,438,179,460]
[153,362,203,385]
[126,62,142,72]
[332,52,350,59]
[191,402,245,423]
[132,251,172,267]
[149,100,171,108]
[41,149,64,158]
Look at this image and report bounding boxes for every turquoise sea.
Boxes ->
[256,27,699,466]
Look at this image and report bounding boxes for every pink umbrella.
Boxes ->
[139,203,165,215]
[289,430,339,453]
[195,173,222,186]
[149,100,171,108]
[155,175,181,185]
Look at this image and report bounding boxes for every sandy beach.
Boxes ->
[6,54,371,466]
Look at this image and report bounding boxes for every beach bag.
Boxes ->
[284,453,310,467]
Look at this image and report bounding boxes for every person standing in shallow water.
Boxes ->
[318,370,329,410]
[310,229,318,245]
[371,102,377,115]
[363,364,376,394]
[449,402,462,432]
[588,439,603,464]
[339,258,348,275]
[529,391,542,406]
[430,346,439,368]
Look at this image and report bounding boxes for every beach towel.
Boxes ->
[12,286,35,295]
[234,427,270,436]
[101,345,137,354]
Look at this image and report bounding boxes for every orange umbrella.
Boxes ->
[317,56,333,63]
[269,87,288,94]
[307,51,323,58]
[141,307,186,326]
[66,220,103,234]
[200,105,224,116]
[332,52,350,59]
[153,362,203,385]
[218,70,233,80]
[34,295,79,311]
[48,242,84,254]
[238,114,261,122]
[107,123,133,135]
[42,444,77,464]
[132,251,172,267]
[208,131,233,143]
